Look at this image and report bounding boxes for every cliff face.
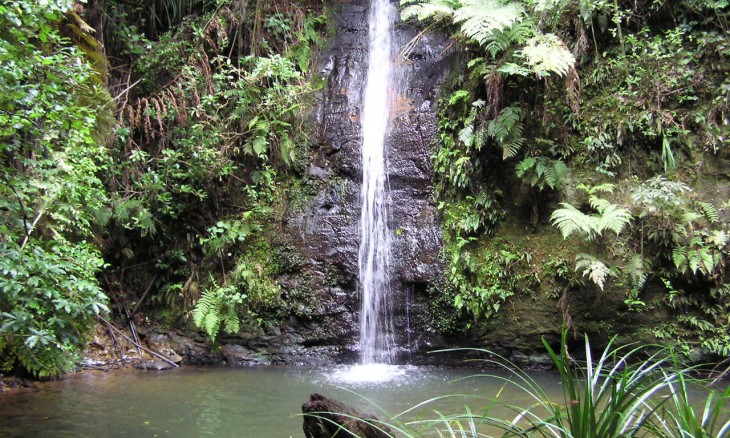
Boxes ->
[212,0,454,364]
[200,0,730,368]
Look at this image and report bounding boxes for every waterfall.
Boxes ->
[358,0,395,365]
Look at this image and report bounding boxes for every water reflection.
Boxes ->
[0,366,566,437]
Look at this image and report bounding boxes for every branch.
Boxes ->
[1,173,30,238]
[98,316,179,368]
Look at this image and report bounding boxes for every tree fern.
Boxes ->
[575,253,614,290]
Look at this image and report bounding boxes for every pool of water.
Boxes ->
[0,365,564,437]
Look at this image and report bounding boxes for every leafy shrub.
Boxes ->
[0,0,113,376]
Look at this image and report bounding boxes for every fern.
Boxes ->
[709,230,728,248]
[452,0,525,46]
[673,236,724,277]
[193,280,244,342]
[578,182,616,195]
[518,33,575,78]
[596,204,632,236]
[515,156,567,191]
[401,0,576,78]
[400,0,458,21]
[698,201,719,224]
[625,253,648,292]
[551,185,631,240]
[487,105,525,159]
[551,202,593,239]
[483,19,534,58]
[575,253,614,291]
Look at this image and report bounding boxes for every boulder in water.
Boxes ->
[302,393,392,438]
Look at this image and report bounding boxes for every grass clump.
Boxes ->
[304,331,730,437]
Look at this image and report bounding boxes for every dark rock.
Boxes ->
[302,393,392,438]
[276,0,454,362]
[146,331,184,364]
[221,344,272,366]
[166,330,222,365]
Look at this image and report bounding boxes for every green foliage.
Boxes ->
[575,253,614,291]
[0,0,113,376]
[672,232,726,278]
[550,184,632,240]
[516,156,567,191]
[659,364,730,438]
[192,218,280,342]
[487,105,525,159]
[193,279,243,342]
[401,0,575,78]
[101,0,327,321]
[312,333,730,438]
[450,248,535,320]
[0,241,109,377]
[285,13,329,73]
[421,0,730,354]
[513,33,576,78]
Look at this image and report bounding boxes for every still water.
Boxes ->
[0,365,564,437]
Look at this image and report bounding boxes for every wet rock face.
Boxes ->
[276,0,453,361]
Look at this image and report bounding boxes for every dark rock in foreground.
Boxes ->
[302,393,392,438]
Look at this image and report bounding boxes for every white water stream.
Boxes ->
[358,0,396,366]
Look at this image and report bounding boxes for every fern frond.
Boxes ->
[709,230,728,248]
[545,159,567,189]
[625,253,648,291]
[673,246,688,272]
[551,203,593,239]
[698,201,719,224]
[484,29,514,58]
[502,138,524,159]
[452,0,525,46]
[589,183,616,195]
[680,211,701,226]
[483,18,534,58]
[518,33,575,78]
[588,195,612,213]
[459,124,475,147]
[401,0,458,21]
[575,253,614,290]
[203,311,222,340]
[222,307,241,334]
[193,289,220,327]
[597,204,632,236]
[498,62,531,76]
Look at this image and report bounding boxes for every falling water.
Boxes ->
[358,0,395,365]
